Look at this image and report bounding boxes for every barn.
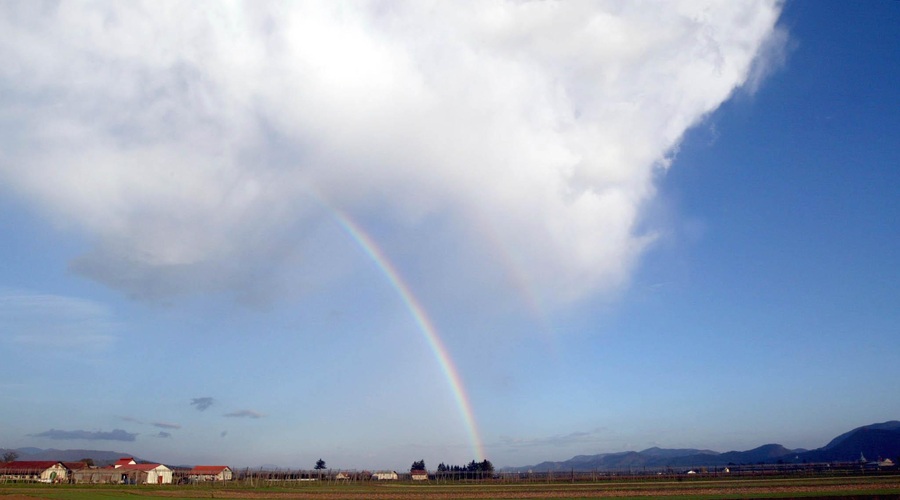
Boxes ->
[186,465,232,481]
[105,457,172,484]
[120,463,173,484]
[0,461,68,483]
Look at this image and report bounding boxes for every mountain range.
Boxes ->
[504,421,900,472]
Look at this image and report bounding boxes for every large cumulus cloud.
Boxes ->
[0,1,784,307]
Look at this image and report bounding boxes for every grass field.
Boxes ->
[3,475,900,499]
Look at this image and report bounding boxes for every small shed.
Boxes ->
[410,469,428,481]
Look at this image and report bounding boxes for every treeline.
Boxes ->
[435,460,494,473]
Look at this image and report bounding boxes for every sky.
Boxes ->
[0,0,898,471]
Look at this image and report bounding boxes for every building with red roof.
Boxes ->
[0,461,68,483]
[113,457,137,468]
[186,465,233,481]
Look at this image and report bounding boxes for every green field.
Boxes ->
[3,475,900,500]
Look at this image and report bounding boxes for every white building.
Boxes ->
[0,461,68,483]
[373,471,398,480]
[118,463,173,484]
[187,465,233,481]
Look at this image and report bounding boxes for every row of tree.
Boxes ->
[411,459,494,473]
[434,460,494,473]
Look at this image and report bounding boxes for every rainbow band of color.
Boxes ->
[334,212,485,460]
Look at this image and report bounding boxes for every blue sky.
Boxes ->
[0,1,897,471]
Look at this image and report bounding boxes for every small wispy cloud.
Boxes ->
[220,430,228,438]
[119,416,143,424]
[744,24,793,95]
[152,422,181,430]
[224,409,265,419]
[31,428,137,442]
[191,397,214,411]
[153,431,171,439]
[0,290,118,351]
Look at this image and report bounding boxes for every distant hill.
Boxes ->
[794,424,900,464]
[503,421,900,472]
[504,444,807,472]
[640,447,719,459]
[822,421,900,451]
[0,447,144,466]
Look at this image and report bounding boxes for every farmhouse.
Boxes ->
[0,461,69,483]
[372,470,398,480]
[411,469,428,481]
[186,465,232,481]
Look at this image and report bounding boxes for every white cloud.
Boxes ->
[0,1,784,309]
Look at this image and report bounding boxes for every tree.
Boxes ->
[79,458,95,467]
[434,459,493,479]
[464,460,493,474]
[2,451,18,463]
[314,458,326,470]
[410,459,426,471]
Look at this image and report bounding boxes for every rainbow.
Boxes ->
[332,211,486,460]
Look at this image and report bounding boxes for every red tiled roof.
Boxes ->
[189,465,230,474]
[62,462,89,470]
[120,463,166,472]
[0,461,63,471]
